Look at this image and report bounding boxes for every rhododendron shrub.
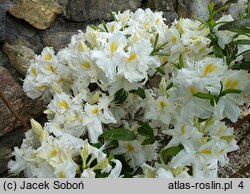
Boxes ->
[9,1,250,178]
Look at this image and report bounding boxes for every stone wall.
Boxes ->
[0,0,249,177]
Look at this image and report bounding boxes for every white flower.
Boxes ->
[54,160,79,178]
[48,92,72,114]
[113,140,145,169]
[228,0,248,19]
[214,70,250,122]
[165,120,198,151]
[144,96,174,124]
[108,159,122,178]
[213,15,236,49]
[92,33,127,81]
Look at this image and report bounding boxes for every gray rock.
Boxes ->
[163,11,178,24]
[9,0,63,30]
[0,48,23,85]
[0,49,9,67]
[41,31,76,51]
[189,0,210,20]
[0,66,46,136]
[176,0,190,18]
[56,0,69,15]
[0,99,21,137]
[41,16,87,34]
[175,0,227,20]
[0,0,17,43]
[5,15,43,53]
[0,5,6,43]
[3,42,35,76]
[66,0,141,22]
[146,0,177,12]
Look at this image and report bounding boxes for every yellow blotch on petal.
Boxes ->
[110,41,118,53]
[126,143,134,152]
[36,85,48,90]
[155,18,160,25]
[144,22,150,28]
[111,25,115,33]
[200,149,211,155]
[58,171,65,178]
[171,36,177,44]
[159,101,167,108]
[162,56,168,64]
[224,78,239,89]
[189,85,198,95]
[127,52,137,62]
[44,53,52,62]
[203,63,217,77]
[78,42,88,52]
[200,137,209,144]
[45,64,56,73]
[181,125,186,136]
[184,46,190,52]
[31,67,37,76]
[192,36,199,40]
[49,148,57,158]
[81,62,91,69]
[58,100,69,109]
[91,107,99,114]
[218,148,225,155]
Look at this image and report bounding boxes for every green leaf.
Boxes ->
[108,153,115,161]
[97,139,119,149]
[138,122,154,137]
[236,49,250,58]
[125,34,131,39]
[213,45,224,58]
[90,25,105,32]
[220,89,242,96]
[215,0,238,13]
[166,82,174,90]
[247,0,250,17]
[154,33,159,49]
[160,145,184,165]
[233,61,250,70]
[99,128,136,141]
[102,20,109,32]
[136,87,146,99]
[114,88,128,104]
[95,172,110,178]
[151,52,168,56]
[156,66,166,75]
[193,92,217,100]
[156,42,168,50]
[179,53,185,68]
[141,137,155,145]
[234,39,250,45]
[218,17,250,32]
[111,12,118,21]
[208,1,214,15]
[223,0,238,7]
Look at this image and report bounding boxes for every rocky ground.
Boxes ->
[0,0,249,177]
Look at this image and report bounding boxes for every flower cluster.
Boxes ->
[9,6,250,178]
